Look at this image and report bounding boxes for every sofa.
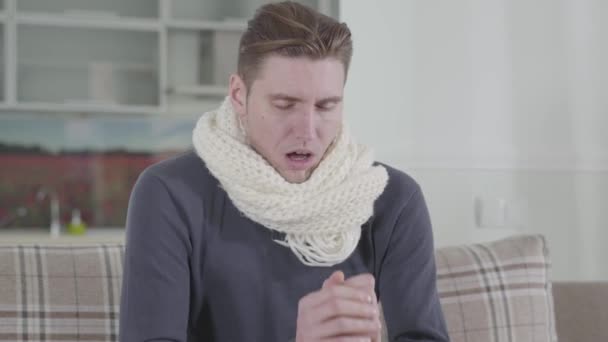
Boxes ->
[0,234,605,341]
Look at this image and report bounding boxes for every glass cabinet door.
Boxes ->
[17,25,159,107]
[171,0,321,22]
[17,0,158,19]
[168,29,239,88]
[171,0,265,22]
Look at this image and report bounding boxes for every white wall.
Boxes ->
[341,0,608,281]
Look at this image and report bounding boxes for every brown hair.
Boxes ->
[237,1,353,90]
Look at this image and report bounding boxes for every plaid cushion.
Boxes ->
[0,244,123,342]
[1,236,557,342]
[435,234,558,342]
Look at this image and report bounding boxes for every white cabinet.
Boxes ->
[17,0,159,19]
[0,0,338,116]
[17,26,159,107]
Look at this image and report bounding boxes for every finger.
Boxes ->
[340,280,381,330]
[342,276,381,331]
[314,296,379,323]
[344,275,378,307]
[300,284,374,311]
[323,270,345,289]
[344,273,375,291]
[316,316,382,340]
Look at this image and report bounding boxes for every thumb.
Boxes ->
[322,270,345,289]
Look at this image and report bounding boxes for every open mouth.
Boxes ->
[285,148,316,165]
[286,151,313,161]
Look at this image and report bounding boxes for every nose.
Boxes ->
[293,106,316,141]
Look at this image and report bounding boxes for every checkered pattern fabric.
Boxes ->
[0,235,557,342]
[435,234,558,342]
[0,244,123,341]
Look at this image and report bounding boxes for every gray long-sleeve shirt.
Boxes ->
[119,151,449,341]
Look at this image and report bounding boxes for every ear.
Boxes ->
[229,74,247,117]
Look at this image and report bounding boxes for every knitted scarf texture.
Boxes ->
[192,98,388,267]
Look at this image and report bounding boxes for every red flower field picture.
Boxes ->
[0,113,196,228]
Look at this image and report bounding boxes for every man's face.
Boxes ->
[229,55,345,184]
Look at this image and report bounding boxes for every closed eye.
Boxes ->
[274,102,295,110]
[316,101,339,111]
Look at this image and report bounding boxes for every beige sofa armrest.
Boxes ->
[552,281,608,342]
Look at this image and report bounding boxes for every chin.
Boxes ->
[284,175,307,184]
[282,170,310,184]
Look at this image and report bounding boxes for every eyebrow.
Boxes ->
[269,93,302,103]
[316,96,343,106]
[268,93,343,105]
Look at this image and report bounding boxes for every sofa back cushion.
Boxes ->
[435,234,558,342]
[0,244,123,341]
[0,235,558,342]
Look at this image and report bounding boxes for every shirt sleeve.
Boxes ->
[119,169,192,341]
[378,186,450,341]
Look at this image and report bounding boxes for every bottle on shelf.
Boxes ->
[67,208,87,235]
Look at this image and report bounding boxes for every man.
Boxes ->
[120,2,449,341]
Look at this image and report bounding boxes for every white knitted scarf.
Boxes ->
[192,98,388,267]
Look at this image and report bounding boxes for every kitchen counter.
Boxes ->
[0,227,125,244]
